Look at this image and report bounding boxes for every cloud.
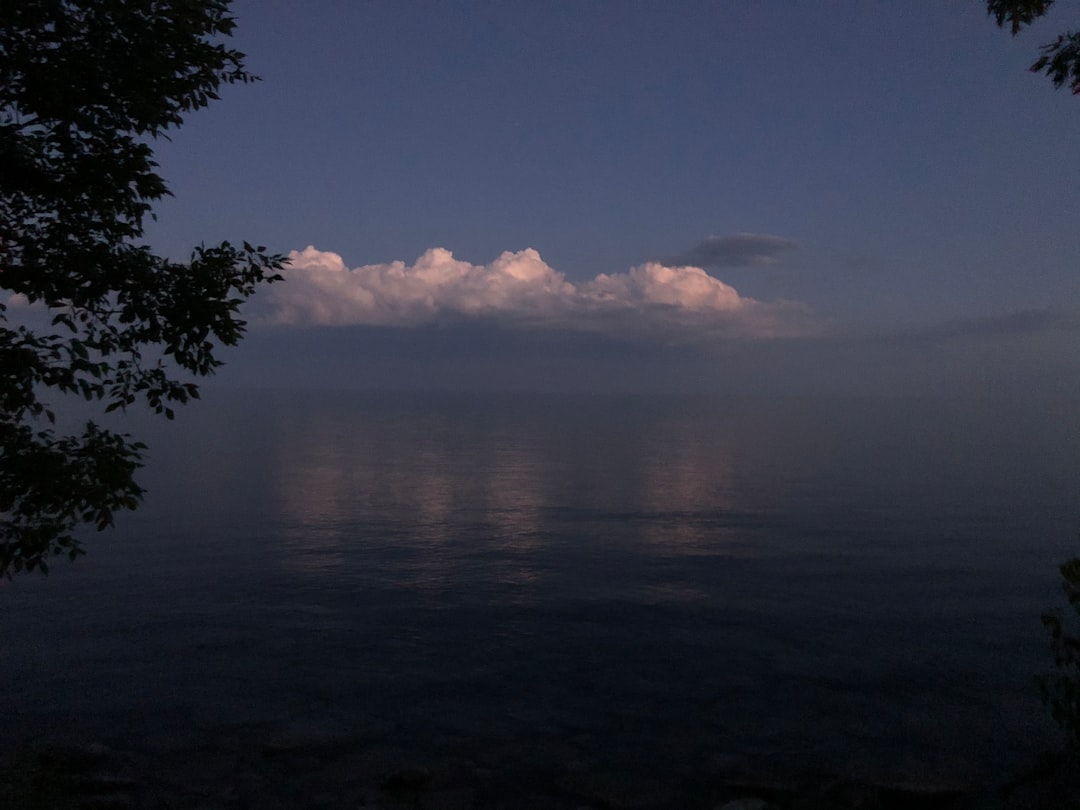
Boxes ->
[854,308,1072,346]
[663,232,798,268]
[258,246,812,342]
[905,309,1064,342]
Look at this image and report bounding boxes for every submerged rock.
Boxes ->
[716,800,775,810]
[381,764,432,790]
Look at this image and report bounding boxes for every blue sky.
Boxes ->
[142,1,1080,395]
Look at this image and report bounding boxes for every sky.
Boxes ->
[140,0,1080,396]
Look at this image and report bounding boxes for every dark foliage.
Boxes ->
[987,2,1080,757]
[1039,559,1080,748]
[988,0,1080,93]
[0,0,284,576]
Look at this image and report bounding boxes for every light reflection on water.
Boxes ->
[268,396,747,587]
[2,391,1079,784]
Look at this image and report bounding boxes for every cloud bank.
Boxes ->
[260,246,811,342]
[663,232,798,269]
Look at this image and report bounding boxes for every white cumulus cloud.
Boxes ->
[258,246,812,341]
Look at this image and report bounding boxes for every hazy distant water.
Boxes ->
[3,391,1080,784]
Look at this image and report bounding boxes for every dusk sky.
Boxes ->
[142,1,1080,396]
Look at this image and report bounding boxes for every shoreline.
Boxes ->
[3,729,1077,810]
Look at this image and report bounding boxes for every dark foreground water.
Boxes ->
[2,391,1079,797]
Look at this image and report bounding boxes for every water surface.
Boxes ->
[2,391,1078,787]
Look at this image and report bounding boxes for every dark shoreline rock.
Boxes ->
[3,735,1078,810]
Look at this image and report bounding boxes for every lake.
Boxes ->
[2,390,1078,799]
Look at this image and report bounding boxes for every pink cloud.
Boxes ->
[259,246,812,341]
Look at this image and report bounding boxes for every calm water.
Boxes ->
[2,391,1079,785]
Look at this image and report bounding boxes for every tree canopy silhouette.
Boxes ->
[0,0,284,576]
[989,0,1080,92]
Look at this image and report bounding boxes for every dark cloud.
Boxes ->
[862,308,1068,346]
[913,309,1061,342]
[664,233,798,269]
